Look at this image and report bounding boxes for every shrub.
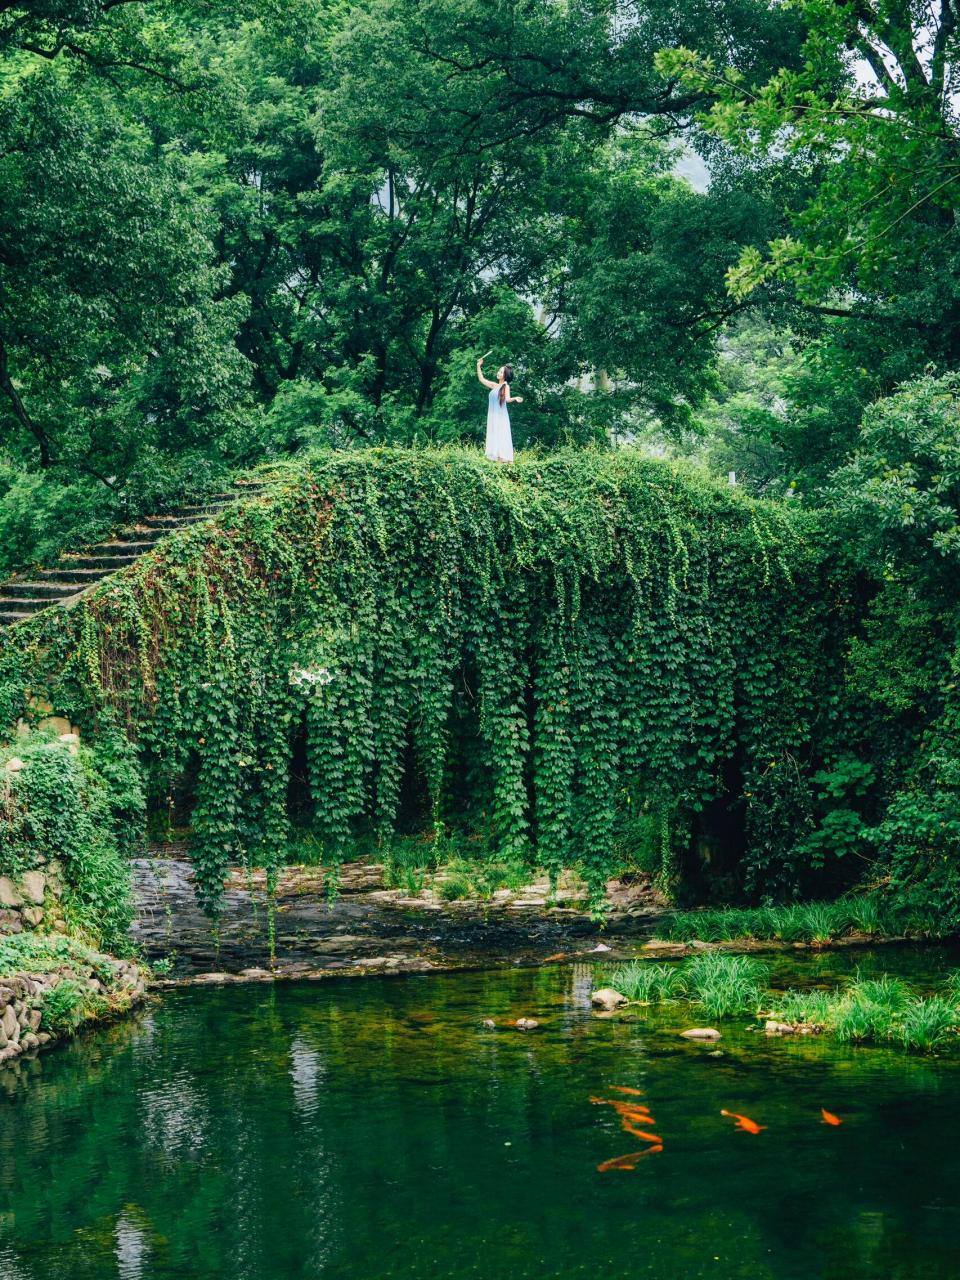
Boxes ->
[37,979,89,1034]
[0,731,141,951]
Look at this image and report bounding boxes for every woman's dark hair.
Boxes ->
[498,363,514,405]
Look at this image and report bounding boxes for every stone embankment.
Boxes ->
[0,860,69,936]
[133,852,668,979]
[0,955,146,1068]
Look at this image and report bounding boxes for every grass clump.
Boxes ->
[602,953,960,1054]
[657,895,949,947]
[657,902,853,944]
[897,998,959,1052]
[437,872,473,901]
[768,971,960,1051]
[684,952,768,1019]
[767,986,836,1027]
[608,961,683,1003]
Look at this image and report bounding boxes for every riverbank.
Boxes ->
[133,851,949,986]
[0,934,147,1072]
[133,852,666,978]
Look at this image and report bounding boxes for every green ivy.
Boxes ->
[0,447,845,913]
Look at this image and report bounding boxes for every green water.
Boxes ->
[3,951,960,1279]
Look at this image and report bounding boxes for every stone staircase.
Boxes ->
[0,479,270,628]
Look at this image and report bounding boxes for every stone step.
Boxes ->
[0,476,277,618]
[141,514,192,528]
[2,581,78,600]
[87,539,158,555]
[0,595,61,614]
[123,528,169,543]
[33,567,108,585]
[60,555,138,571]
[176,503,228,517]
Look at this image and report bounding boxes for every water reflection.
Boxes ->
[289,1038,325,1116]
[2,953,960,1279]
[115,1211,150,1280]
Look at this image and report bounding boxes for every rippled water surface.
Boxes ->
[3,950,960,1279]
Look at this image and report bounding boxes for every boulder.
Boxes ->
[4,757,24,773]
[591,988,627,1010]
[764,1020,796,1036]
[21,907,43,928]
[515,1018,540,1031]
[481,1019,496,1029]
[1,1005,18,1042]
[680,1027,721,1040]
[20,1032,38,1051]
[0,878,22,909]
[0,910,22,934]
[20,870,45,905]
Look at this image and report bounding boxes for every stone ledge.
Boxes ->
[0,954,148,1070]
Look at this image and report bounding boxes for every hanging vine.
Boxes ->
[0,447,840,911]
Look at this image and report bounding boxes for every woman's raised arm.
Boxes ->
[476,350,497,389]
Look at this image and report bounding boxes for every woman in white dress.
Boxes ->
[476,351,523,462]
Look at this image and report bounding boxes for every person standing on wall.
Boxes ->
[477,351,523,463]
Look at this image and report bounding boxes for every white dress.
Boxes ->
[485,386,514,462]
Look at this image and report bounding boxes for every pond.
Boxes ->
[3,948,960,1279]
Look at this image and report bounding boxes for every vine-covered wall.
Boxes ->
[0,449,852,912]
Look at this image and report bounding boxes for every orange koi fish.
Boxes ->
[720,1109,766,1135]
[589,1096,653,1115]
[821,1109,842,1127]
[611,1086,645,1097]
[612,1105,656,1128]
[597,1145,664,1173]
[620,1121,662,1143]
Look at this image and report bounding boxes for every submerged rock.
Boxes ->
[765,1020,796,1035]
[591,988,627,1010]
[515,1018,540,1031]
[680,1028,721,1040]
[481,1018,496,1029]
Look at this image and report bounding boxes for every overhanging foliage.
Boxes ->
[0,448,849,912]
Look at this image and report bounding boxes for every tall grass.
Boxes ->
[656,895,943,945]
[768,987,836,1026]
[684,953,768,1019]
[897,998,958,1052]
[600,957,960,1054]
[767,971,959,1051]
[607,962,684,1003]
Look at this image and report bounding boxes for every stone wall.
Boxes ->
[0,958,146,1067]
[0,860,69,936]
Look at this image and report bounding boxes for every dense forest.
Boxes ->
[2,0,960,921]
